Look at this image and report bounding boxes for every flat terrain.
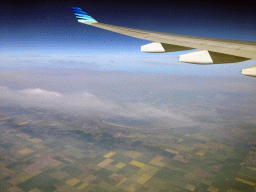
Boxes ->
[0,106,255,192]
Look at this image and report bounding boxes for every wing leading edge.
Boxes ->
[72,7,256,77]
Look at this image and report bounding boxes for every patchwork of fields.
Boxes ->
[0,113,255,192]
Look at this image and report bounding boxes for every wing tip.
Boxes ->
[72,7,98,24]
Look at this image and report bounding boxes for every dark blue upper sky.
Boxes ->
[1,0,255,75]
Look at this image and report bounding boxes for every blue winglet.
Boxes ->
[72,7,97,24]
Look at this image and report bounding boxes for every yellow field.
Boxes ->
[137,174,151,184]
[18,148,34,155]
[116,178,127,187]
[185,184,196,191]
[77,182,89,190]
[196,150,206,156]
[130,160,145,168]
[207,186,220,192]
[115,162,126,169]
[149,160,165,167]
[104,151,116,158]
[235,177,256,186]
[65,178,81,186]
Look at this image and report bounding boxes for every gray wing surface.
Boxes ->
[91,22,256,60]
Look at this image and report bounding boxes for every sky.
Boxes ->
[0,0,255,122]
[1,0,256,75]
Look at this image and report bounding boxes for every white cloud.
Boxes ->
[0,86,197,127]
[0,86,120,113]
[19,88,61,98]
[117,102,197,127]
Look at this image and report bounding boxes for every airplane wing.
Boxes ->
[72,7,256,77]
